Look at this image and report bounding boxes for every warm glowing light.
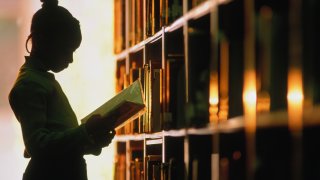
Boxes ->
[219,38,229,121]
[210,97,219,105]
[287,68,303,133]
[243,1,257,179]
[243,70,257,134]
[287,90,303,103]
[209,72,219,123]
[0,116,29,180]
[257,91,270,113]
[218,98,229,121]
[243,89,257,134]
[243,90,257,106]
[33,1,116,180]
[218,0,232,4]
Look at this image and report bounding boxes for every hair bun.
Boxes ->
[41,0,58,8]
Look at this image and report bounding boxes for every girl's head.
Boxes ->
[27,0,82,72]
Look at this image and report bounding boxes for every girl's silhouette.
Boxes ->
[9,0,115,179]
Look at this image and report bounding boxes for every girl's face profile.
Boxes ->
[28,2,82,73]
[46,45,77,73]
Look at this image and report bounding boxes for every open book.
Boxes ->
[81,79,146,130]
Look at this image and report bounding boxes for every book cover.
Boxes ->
[81,79,146,130]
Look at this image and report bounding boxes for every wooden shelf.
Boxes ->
[114,49,128,60]
[115,105,320,140]
[115,0,233,59]
[114,134,145,142]
[146,138,163,145]
[113,0,320,179]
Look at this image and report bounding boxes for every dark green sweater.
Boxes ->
[9,57,100,180]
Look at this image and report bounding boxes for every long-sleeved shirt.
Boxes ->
[9,57,100,180]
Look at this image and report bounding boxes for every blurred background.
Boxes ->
[0,0,116,179]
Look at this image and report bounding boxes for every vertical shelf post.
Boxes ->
[243,0,256,179]
[210,1,220,180]
[288,1,303,180]
[183,0,189,179]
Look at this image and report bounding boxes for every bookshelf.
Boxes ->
[113,0,320,180]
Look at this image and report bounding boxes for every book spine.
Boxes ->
[114,0,121,53]
[121,0,126,50]
[151,0,155,35]
[143,64,151,132]
[139,68,145,133]
[218,37,229,121]
[116,61,126,93]
[146,0,153,36]
[114,154,126,180]
[151,69,163,132]
[130,0,136,46]
[160,0,165,28]
[136,0,143,43]
[256,6,272,113]
[163,58,186,129]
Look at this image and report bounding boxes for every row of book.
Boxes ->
[115,56,187,135]
[114,117,320,180]
[145,156,184,180]
[114,154,185,180]
[114,154,126,180]
[114,0,187,53]
[115,0,320,134]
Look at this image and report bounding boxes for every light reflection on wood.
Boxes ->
[287,68,304,133]
[219,38,229,122]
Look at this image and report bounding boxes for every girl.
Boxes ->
[9,0,115,179]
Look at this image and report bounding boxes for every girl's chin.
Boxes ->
[51,65,68,73]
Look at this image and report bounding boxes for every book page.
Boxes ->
[81,79,146,129]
